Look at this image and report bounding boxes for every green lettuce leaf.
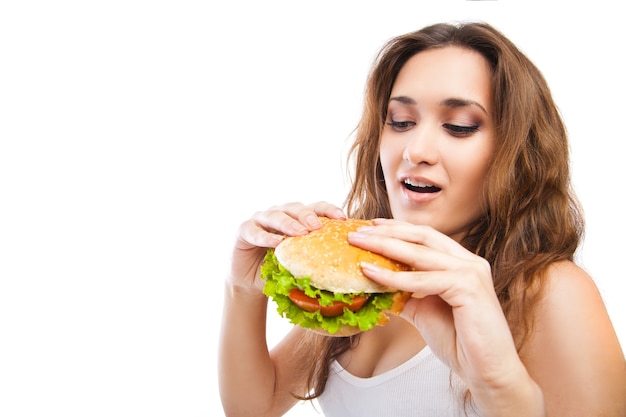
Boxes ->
[260,249,394,335]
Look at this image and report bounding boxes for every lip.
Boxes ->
[398,174,442,203]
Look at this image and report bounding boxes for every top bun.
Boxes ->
[274,217,410,293]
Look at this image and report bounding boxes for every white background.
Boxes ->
[1,1,624,416]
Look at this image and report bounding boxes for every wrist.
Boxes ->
[224,280,268,303]
[221,281,269,341]
[471,364,545,417]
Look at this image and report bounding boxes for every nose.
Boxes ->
[402,122,439,166]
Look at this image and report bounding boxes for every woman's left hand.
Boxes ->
[348,218,525,391]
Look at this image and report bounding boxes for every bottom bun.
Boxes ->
[306,325,363,337]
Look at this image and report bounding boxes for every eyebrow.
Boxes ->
[389,96,489,115]
[389,96,416,105]
[440,97,489,115]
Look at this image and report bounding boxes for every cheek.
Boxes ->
[378,136,402,177]
[450,147,492,198]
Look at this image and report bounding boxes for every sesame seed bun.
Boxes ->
[274,217,411,293]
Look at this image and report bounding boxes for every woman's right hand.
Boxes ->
[227,201,346,292]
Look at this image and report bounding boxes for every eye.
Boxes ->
[443,123,479,137]
[386,119,416,132]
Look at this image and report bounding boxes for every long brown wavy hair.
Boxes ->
[297,21,584,401]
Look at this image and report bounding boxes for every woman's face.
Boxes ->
[379,46,494,241]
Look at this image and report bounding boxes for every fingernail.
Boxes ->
[291,222,307,234]
[360,262,381,272]
[305,215,321,228]
[271,235,285,247]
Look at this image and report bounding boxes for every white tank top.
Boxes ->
[317,346,479,417]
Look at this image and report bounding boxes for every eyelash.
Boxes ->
[386,119,480,137]
[443,123,480,137]
[386,120,415,131]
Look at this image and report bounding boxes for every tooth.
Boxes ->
[405,179,433,187]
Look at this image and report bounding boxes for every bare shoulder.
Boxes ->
[537,261,622,344]
[541,260,606,315]
[523,260,626,416]
[531,260,622,357]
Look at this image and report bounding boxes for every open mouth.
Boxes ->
[403,179,441,193]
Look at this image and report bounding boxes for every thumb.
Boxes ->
[400,295,454,342]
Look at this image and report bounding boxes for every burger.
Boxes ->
[260,217,412,336]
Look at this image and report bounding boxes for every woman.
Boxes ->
[218,22,625,416]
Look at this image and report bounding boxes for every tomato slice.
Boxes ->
[288,288,369,317]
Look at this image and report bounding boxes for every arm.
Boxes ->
[219,284,311,416]
[349,220,625,416]
[218,202,346,416]
[522,261,626,416]
[348,220,544,415]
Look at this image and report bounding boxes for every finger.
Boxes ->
[237,205,309,250]
[237,217,286,249]
[269,201,346,232]
[401,296,455,346]
[241,201,346,249]
[349,229,460,272]
[367,220,475,260]
[359,262,442,297]
[360,261,495,310]
[307,201,347,220]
